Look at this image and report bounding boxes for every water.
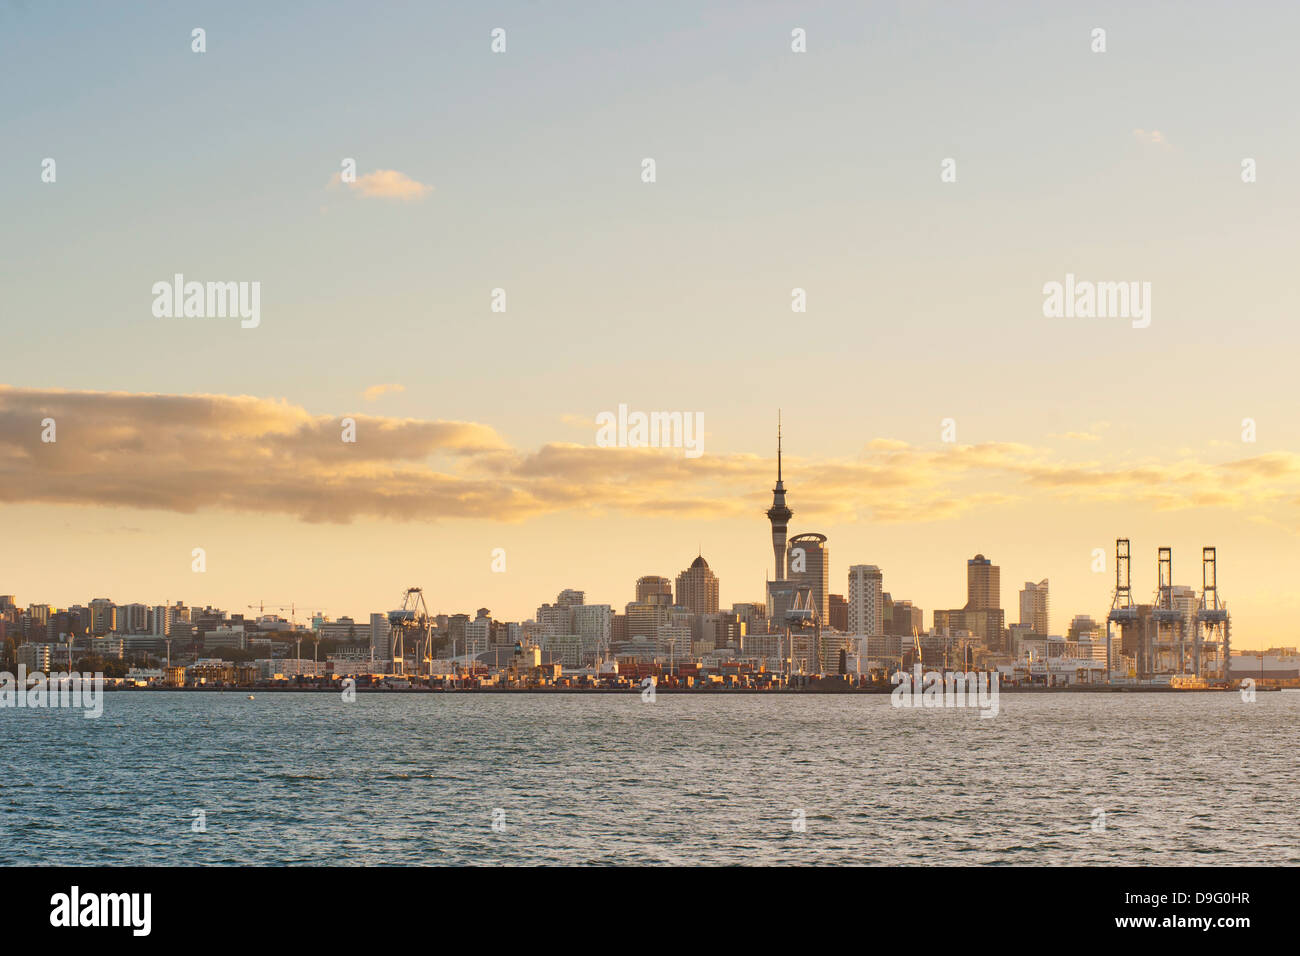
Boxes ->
[2,691,1296,865]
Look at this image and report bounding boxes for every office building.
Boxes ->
[1019,579,1050,635]
[847,565,883,637]
[675,556,720,614]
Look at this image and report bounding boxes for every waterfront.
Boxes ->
[3,693,1297,866]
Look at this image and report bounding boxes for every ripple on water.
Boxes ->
[1,692,1298,865]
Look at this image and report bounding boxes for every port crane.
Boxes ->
[387,587,433,678]
[1106,538,1139,683]
[1196,547,1230,681]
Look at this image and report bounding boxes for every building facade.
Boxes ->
[847,564,883,637]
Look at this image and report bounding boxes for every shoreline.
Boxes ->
[98,684,1268,695]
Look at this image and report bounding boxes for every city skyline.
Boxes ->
[3,0,1297,896]
[0,415,1268,650]
[5,2,1299,648]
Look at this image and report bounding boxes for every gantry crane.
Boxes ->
[387,587,433,678]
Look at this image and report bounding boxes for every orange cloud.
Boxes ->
[3,386,1300,530]
[329,168,432,200]
[362,383,406,402]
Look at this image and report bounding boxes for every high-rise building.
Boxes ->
[369,612,391,662]
[658,624,692,661]
[712,611,745,651]
[731,603,766,636]
[624,601,668,641]
[165,603,189,637]
[1067,614,1101,641]
[888,600,924,636]
[447,613,469,650]
[787,533,829,623]
[89,598,116,637]
[119,603,149,634]
[18,642,52,672]
[765,417,792,580]
[535,603,572,636]
[934,555,1005,651]
[636,576,673,606]
[571,604,612,659]
[966,555,1001,611]
[556,589,585,607]
[675,556,720,614]
[464,614,491,658]
[1019,579,1050,635]
[765,579,797,633]
[847,565,883,636]
[1171,584,1199,642]
[828,594,848,632]
[1008,623,1034,658]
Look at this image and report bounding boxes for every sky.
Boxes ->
[2,1,1299,648]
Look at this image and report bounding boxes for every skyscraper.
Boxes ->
[635,575,673,606]
[847,565,883,636]
[787,533,829,623]
[828,594,848,632]
[535,602,573,636]
[675,555,720,614]
[966,555,1001,610]
[624,601,668,641]
[934,555,1005,650]
[731,602,766,636]
[888,599,924,637]
[369,612,390,662]
[571,603,613,662]
[765,579,797,634]
[1019,579,1050,635]
[766,415,792,581]
[555,589,585,607]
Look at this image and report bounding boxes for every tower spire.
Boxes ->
[766,412,792,581]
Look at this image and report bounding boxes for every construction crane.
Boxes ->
[246,601,299,625]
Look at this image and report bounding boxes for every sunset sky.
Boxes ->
[3,1,1299,648]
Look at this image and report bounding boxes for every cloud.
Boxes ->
[4,386,1300,530]
[328,168,432,200]
[1133,128,1169,147]
[362,383,405,402]
[0,386,508,523]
